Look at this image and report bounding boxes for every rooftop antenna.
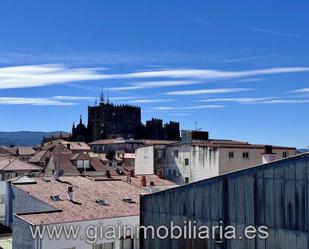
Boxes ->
[194,121,202,131]
[94,99,98,105]
[100,86,104,103]
[107,90,110,104]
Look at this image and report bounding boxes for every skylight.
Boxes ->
[50,195,63,201]
[123,198,136,204]
[96,199,110,206]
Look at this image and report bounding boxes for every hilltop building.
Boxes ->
[71,95,180,142]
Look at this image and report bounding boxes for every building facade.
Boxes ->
[140,152,309,249]
[135,131,296,184]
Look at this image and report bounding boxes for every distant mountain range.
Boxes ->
[0,131,69,147]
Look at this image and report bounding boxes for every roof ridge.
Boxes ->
[2,157,16,170]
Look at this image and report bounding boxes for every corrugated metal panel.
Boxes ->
[141,153,309,249]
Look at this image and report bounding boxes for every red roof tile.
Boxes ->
[13,176,147,225]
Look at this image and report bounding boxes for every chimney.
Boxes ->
[130,170,134,177]
[105,170,111,178]
[141,176,147,187]
[67,144,71,150]
[67,186,74,201]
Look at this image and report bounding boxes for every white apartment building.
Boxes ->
[135,131,296,184]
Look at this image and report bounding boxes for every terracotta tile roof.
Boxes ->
[28,150,51,163]
[67,142,91,151]
[89,138,127,145]
[0,157,41,171]
[116,175,177,188]
[51,152,80,174]
[13,176,147,225]
[41,139,70,151]
[70,153,90,161]
[4,146,36,156]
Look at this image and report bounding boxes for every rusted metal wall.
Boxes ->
[141,153,309,249]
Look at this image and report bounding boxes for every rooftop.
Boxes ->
[174,139,296,150]
[13,176,147,225]
[0,157,41,172]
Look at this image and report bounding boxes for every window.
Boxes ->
[173,150,178,158]
[96,199,110,206]
[123,198,136,204]
[283,151,288,158]
[50,195,63,201]
[120,238,133,249]
[228,151,234,159]
[4,172,16,180]
[173,170,177,177]
[168,169,172,176]
[0,195,5,204]
[77,160,83,168]
[184,158,189,166]
[84,160,90,168]
[93,243,114,249]
[185,177,190,184]
[242,152,249,159]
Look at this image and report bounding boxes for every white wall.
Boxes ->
[163,145,220,184]
[38,216,140,249]
[0,181,6,223]
[135,146,154,175]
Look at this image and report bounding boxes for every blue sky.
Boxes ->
[0,0,309,148]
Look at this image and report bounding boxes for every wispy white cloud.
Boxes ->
[255,99,309,104]
[200,97,272,103]
[165,88,252,96]
[224,55,276,63]
[0,97,76,106]
[170,113,191,116]
[249,27,303,38]
[290,88,309,93]
[109,80,200,91]
[123,67,309,80]
[154,105,224,110]
[0,64,309,89]
[127,99,174,104]
[52,96,96,101]
[199,97,309,105]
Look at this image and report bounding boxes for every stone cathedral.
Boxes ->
[71,96,180,142]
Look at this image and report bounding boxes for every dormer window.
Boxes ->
[96,199,110,206]
[123,198,136,204]
[50,195,63,201]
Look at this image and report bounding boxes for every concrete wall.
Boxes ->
[13,216,36,249]
[5,185,56,228]
[141,153,309,249]
[218,147,297,175]
[13,215,140,249]
[162,144,220,184]
[135,146,155,175]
